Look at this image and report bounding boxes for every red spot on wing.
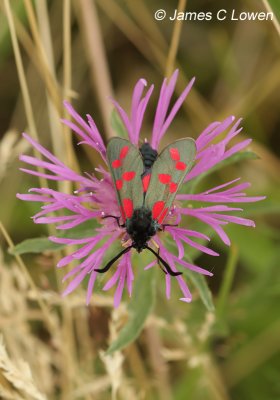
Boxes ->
[169,148,180,161]
[142,174,151,192]
[122,171,136,181]
[176,161,187,170]
[116,179,123,190]
[120,146,129,159]
[158,207,169,224]
[158,174,171,184]
[152,201,165,220]
[169,182,178,193]
[123,198,133,218]
[112,159,121,168]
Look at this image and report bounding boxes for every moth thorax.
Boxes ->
[140,143,158,169]
[126,207,157,252]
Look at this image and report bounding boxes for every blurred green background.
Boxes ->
[0,0,279,399]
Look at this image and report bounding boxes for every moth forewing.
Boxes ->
[144,138,197,223]
[107,137,144,220]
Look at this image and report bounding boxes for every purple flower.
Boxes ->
[17,70,265,307]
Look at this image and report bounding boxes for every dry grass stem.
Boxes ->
[23,0,62,113]
[0,222,55,333]
[62,0,79,176]
[77,0,114,141]
[96,0,213,126]
[3,0,51,192]
[35,1,66,160]
[262,0,280,37]
[165,0,187,78]
[0,336,46,400]
[145,325,173,400]
[0,1,277,399]
[0,130,29,182]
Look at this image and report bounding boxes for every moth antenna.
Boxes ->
[144,245,182,276]
[94,246,132,273]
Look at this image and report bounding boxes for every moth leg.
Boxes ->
[150,239,167,275]
[95,246,132,273]
[145,245,182,276]
[158,224,178,232]
[102,214,125,228]
[161,223,178,232]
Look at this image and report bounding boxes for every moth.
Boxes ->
[95,137,196,276]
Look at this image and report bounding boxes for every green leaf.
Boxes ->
[111,109,128,138]
[10,237,64,255]
[106,252,156,354]
[10,224,97,255]
[186,150,258,193]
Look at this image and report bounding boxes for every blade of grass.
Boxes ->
[96,0,214,127]
[77,0,114,141]
[35,1,65,161]
[62,0,79,177]
[36,1,80,186]
[263,0,280,37]
[4,0,51,193]
[165,0,187,78]
[23,0,62,113]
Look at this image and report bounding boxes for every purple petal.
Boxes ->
[22,133,65,166]
[62,265,91,296]
[160,77,195,142]
[103,268,121,291]
[86,271,98,305]
[223,139,252,159]
[49,235,101,245]
[165,274,171,299]
[144,260,157,270]
[151,71,195,149]
[195,116,235,151]
[111,99,131,138]
[16,193,52,202]
[174,256,213,276]
[176,275,192,302]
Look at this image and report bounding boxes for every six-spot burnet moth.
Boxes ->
[94,137,196,276]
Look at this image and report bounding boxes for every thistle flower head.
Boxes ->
[17,70,265,307]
